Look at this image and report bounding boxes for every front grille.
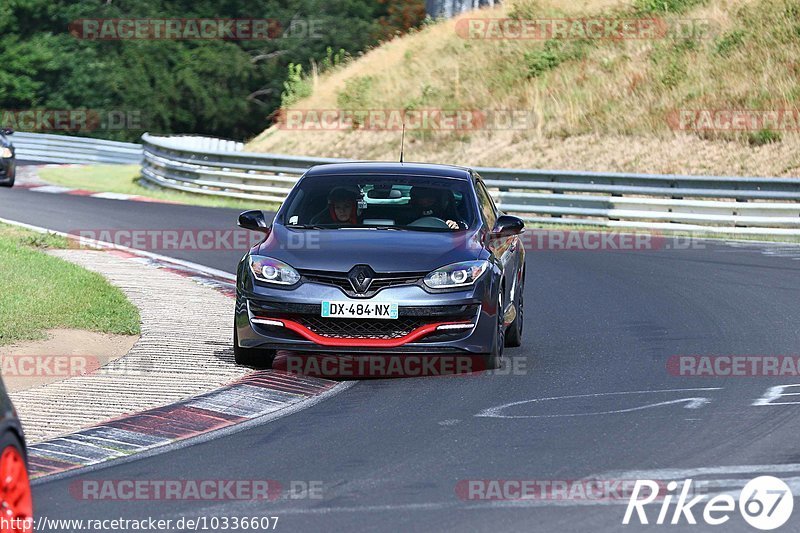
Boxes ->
[299,269,424,297]
[296,316,427,339]
[248,300,479,342]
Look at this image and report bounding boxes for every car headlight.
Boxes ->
[1,148,12,158]
[249,255,300,285]
[424,260,489,289]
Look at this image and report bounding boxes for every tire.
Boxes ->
[0,431,33,531]
[233,325,276,369]
[1,163,15,188]
[505,273,524,348]
[483,286,505,370]
[480,353,500,371]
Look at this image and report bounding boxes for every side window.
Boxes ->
[474,179,497,228]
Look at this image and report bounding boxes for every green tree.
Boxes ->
[0,0,424,141]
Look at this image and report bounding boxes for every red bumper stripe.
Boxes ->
[252,317,472,348]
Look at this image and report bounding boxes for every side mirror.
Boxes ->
[238,210,269,231]
[1,128,13,136]
[491,215,524,238]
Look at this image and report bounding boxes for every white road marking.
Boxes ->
[594,463,800,481]
[476,388,721,419]
[752,384,800,406]
[29,185,73,194]
[91,192,136,200]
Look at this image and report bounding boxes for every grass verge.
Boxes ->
[0,223,141,346]
[37,164,281,211]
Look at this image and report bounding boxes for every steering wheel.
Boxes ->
[408,216,450,229]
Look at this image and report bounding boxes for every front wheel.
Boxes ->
[505,274,523,347]
[1,164,15,188]
[233,325,276,369]
[0,432,33,533]
[483,286,505,370]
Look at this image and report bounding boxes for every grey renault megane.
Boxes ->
[235,162,525,371]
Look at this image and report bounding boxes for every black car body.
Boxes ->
[0,128,16,187]
[0,377,33,528]
[235,162,526,371]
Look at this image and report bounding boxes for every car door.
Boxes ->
[473,174,520,315]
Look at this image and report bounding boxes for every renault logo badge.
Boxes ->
[348,265,374,293]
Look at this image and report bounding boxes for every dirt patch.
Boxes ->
[1,329,138,392]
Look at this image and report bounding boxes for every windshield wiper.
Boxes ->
[286,224,331,230]
[289,224,402,230]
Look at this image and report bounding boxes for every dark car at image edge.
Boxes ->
[0,377,33,530]
[0,128,16,187]
[234,162,526,371]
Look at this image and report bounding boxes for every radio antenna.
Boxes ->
[399,122,405,163]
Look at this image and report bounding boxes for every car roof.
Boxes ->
[303,161,473,180]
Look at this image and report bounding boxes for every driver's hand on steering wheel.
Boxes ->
[446,220,460,229]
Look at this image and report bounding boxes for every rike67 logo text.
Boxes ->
[624,476,793,530]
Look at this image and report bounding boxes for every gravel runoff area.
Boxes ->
[9,249,249,443]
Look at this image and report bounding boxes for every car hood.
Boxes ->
[257,225,484,273]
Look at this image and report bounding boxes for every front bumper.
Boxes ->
[236,274,498,355]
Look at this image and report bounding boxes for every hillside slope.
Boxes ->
[247,0,800,177]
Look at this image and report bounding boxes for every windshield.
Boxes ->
[281,175,477,231]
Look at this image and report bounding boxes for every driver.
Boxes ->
[408,186,465,229]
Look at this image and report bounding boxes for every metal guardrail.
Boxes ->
[141,133,800,236]
[12,132,142,165]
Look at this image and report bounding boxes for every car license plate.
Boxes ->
[321,301,398,319]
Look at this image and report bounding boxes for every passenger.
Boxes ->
[327,187,360,224]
